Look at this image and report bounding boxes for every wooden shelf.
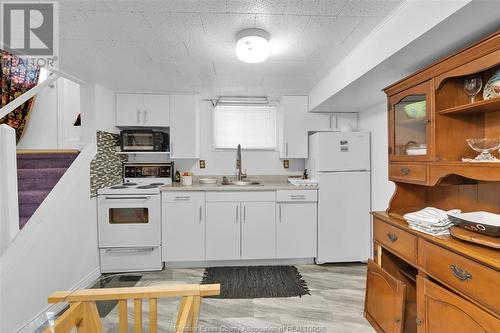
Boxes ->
[438,97,500,115]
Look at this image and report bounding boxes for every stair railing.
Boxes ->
[43,283,220,333]
[0,124,19,254]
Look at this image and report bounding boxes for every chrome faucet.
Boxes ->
[236,144,246,181]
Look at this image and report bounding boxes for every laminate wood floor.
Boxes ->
[101,264,374,333]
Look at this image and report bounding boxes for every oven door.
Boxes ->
[98,194,160,247]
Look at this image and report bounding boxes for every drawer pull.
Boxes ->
[450,264,472,281]
[400,167,410,175]
[386,232,398,243]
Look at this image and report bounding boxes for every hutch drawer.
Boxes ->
[389,163,427,184]
[374,218,417,265]
[419,240,500,315]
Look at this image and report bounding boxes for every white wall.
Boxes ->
[80,83,118,144]
[0,125,19,254]
[135,100,307,176]
[359,102,395,211]
[17,78,82,149]
[0,145,99,333]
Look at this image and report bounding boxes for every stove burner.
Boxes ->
[150,183,165,186]
[137,185,157,189]
[123,183,137,186]
[110,185,127,189]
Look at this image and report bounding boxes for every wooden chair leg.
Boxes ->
[134,299,142,333]
[78,302,103,333]
[149,298,158,333]
[191,296,201,328]
[118,300,128,333]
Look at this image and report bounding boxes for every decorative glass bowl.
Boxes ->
[466,138,500,161]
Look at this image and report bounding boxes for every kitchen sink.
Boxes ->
[220,180,261,186]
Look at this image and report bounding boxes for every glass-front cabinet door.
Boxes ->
[389,80,433,161]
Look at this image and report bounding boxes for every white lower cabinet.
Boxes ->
[276,202,317,259]
[162,192,205,261]
[241,202,276,260]
[162,190,317,263]
[205,202,241,260]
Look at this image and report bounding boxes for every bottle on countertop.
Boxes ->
[174,169,181,183]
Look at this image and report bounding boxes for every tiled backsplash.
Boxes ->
[90,131,126,197]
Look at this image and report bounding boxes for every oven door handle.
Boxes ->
[104,247,155,254]
[104,196,151,200]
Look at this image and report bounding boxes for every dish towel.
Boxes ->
[403,207,461,236]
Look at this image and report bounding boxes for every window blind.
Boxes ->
[213,105,277,150]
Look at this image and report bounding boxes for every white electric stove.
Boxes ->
[97,163,173,273]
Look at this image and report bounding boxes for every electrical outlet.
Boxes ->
[199,160,206,169]
[283,160,289,169]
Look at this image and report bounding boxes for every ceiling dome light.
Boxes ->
[235,28,270,64]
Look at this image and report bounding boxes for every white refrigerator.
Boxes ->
[306,131,371,263]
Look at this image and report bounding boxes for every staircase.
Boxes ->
[17,151,79,229]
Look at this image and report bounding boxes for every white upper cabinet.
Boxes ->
[278,95,334,159]
[169,95,200,159]
[143,95,170,127]
[116,93,169,127]
[116,94,144,127]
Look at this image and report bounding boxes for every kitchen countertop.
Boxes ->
[160,175,318,191]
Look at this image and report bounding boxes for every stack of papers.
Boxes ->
[403,207,461,236]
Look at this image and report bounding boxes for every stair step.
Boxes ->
[17,158,76,169]
[17,168,68,180]
[18,189,51,204]
[18,176,61,191]
[19,203,40,219]
[19,216,30,229]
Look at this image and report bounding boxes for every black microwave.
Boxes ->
[120,130,169,152]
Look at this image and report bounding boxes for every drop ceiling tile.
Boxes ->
[255,14,309,42]
[141,39,190,63]
[342,16,384,46]
[200,13,256,42]
[59,10,110,41]
[339,0,402,17]
[104,1,228,13]
[303,16,362,45]
[84,10,152,41]
[142,12,205,41]
[60,0,110,11]
[228,1,348,16]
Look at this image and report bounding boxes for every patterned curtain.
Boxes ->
[0,51,41,142]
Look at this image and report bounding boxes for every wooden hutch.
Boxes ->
[364,31,500,332]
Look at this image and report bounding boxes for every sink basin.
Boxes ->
[220,180,261,186]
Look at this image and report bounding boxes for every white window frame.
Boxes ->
[212,105,278,151]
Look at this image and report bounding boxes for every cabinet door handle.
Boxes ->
[386,232,398,242]
[199,206,202,223]
[174,196,190,201]
[400,167,410,175]
[450,264,472,281]
[286,142,289,157]
[137,110,141,123]
[143,109,147,123]
[236,205,239,224]
[329,115,333,129]
[291,195,306,200]
[243,205,246,223]
[279,205,282,223]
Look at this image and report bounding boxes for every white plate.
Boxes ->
[199,178,217,184]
